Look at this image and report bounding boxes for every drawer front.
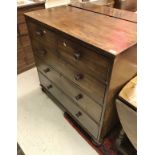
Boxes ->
[38,72,99,138]
[27,21,57,49]
[36,57,102,123]
[33,41,106,105]
[58,37,110,83]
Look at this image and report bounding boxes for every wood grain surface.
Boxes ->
[25,5,136,56]
[25,6,137,144]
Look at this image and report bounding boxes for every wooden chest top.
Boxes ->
[25,5,137,56]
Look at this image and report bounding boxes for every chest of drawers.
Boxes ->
[25,5,136,145]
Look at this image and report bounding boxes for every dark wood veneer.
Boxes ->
[25,5,136,145]
[35,56,102,123]
[25,6,136,55]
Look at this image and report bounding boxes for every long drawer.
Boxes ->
[58,37,110,83]
[36,56,102,123]
[38,72,99,138]
[32,40,106,105]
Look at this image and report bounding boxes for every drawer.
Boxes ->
[33,42,106,105]
[18,23,28,35]
[38,72,99,138]
[27,21,57,49]
[58,37,110,82]
[36,57,102,123]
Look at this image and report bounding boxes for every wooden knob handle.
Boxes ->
[47,84,52,89]
[75,111,82,118]
[74,73,84,81]
[74,52,81,60]
[36,30,46,37]
[75,94,83,100]
[63,41,67,47]
[36,31,42,36]
[43,68,50,73]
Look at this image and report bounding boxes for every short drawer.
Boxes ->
[36,57,102,123]
[27,21,57,49]
[58,37,110,83]
[33,42,106,105]
[38,72,99,138]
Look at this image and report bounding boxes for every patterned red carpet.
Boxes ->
[64,113,136,155]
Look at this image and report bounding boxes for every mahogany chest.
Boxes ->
[25,5,136,145]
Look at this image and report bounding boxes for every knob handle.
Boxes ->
[74,73,84,81]
[74,52,81,60]
[35,30,46,37]
[75,94,83,100]
[63,41,67,47]
[43,68,50,73]
[75,111,82,118]
[47,84,52,89]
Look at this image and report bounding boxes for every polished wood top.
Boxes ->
[119,76,137,109]
[25,6,136,56]
[70,3,137,23]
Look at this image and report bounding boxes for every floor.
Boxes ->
[17,67,98,155]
